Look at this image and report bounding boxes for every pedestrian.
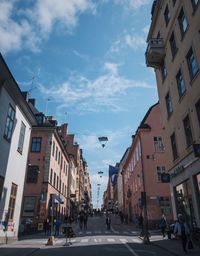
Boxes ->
[78,210,84,230]
[106,212,111,230]
[54,218,61,236]
[174,214,190,254]
[83,211,88,230]
[65,222,74,246]
[138,214,144,229]
[119,211,124,224]
[159,214,167,238]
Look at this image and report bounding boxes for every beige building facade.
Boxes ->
[146,0,200,228]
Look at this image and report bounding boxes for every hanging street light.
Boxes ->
[98,136,108,148]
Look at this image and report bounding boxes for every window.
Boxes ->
[0,176,4,200]
[159,197,171,214]
[154,136,164,152]
[161,63,167,81]
[170,132,178,160]
[169,32,178,58]
[4,104,15,141]
[164,5,170,25]
[165,92,173,117]
[191,0,199,10]
[26,165,39,183]
[55,146,58,161]
[53,172,56,187]
[176,69,186,98]
[8,183,17,220]
[18,122,26,154]
[195,99,200,127]
[31,137,42,152]
[50,169,53,184]
[52,142,55,157]
[183,115,193,147]
[178,8,188,37]
[186,47,199,80]
[58,151,60,164]
[22,196,36,216]
[156,166,166,182]
[35,114,44,125]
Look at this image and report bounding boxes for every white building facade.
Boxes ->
[0,54,36,243]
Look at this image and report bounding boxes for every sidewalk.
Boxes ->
[111,214,200,256]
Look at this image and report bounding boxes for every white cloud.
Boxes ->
[114,0,150,10]
[38,68,155,113]
[33,0,96,33]
[0,1,39,54]
[0,0,96,54]
[125,34,146,50]
[104,62,119,75]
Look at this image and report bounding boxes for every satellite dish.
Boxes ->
[98,136,108,148]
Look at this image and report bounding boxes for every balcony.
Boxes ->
[145,38,165,68]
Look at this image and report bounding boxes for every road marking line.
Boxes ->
[107,238,115,242]
[120,238,128,243]
[80,239,89,243]
[120,239,139,256]
[86,231,92,234]
[132,238,141,243]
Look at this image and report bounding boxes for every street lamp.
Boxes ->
[98,137,108,148]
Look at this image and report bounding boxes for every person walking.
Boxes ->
[83,211,88,230]
[159,214,167,238]
[174,214,190,254]
[106,212,111,230]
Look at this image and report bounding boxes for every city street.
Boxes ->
[1,214,200,256]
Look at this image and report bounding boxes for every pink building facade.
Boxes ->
[21,113,70,232]
[123,103,173,228]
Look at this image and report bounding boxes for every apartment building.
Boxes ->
[122,103,172,227]
[146,0,200,228]
[0,54,36,242]
[21,102,70,233]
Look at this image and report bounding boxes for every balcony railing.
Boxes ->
[145,38,165,69]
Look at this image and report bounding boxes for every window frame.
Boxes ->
[169,32,178,59]
[7,183,18,221]
[165,92,173,117]
[31,137,42,152]
[178,7,189,38]
[164,4,170,26]
[195,98,200,128]
[176,69,186,98]
[17,121,26,154]
[4,104,15,142]
[183,114,193,147]
[186,47,199,80]
[170,132,178,160]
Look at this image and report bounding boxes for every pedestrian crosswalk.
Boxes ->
[53,236,142,247]
[76,230,139,236]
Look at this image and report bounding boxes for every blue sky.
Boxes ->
[0,0,157,208]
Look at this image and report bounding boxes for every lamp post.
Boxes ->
[138,132,150,244]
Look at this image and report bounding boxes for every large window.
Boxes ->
[159,197,171,214]
[183,115,193,147]
[175,180,195,227]
[176,69,186,98]
[170,132,178,160]
[164,5,170,25]
[17,122,26,154]
[8,183,18,220]
[31,137,42,152]
[26,165,39,183]
[156,166,166,182]
[52,141,55,157]
[165,92,173,117]
[195,98,200,127]
[4,104,15,141]
[186,47,199,80]
[178,8,188,37]
[154,136,164,152]
[161,63,167,81]
[22,196,36,217]
[169,32,178,58]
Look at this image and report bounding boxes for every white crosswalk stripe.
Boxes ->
[80,238,89,243]
[107,238,115,242]
[132,238,141,243]
[119,238,128,243]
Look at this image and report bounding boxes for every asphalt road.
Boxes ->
[0,215,176,256]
